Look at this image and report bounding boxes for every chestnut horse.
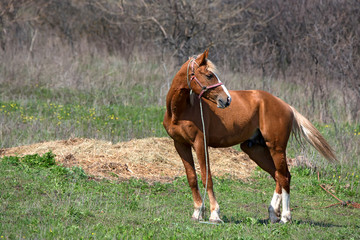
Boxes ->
[163,49,337,223]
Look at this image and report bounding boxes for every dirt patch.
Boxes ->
[0,137,257,183]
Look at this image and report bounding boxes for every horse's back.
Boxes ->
[208,89,293,146]
[229,89,292,116]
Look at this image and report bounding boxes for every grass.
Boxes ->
[1,49,360,239]
[0,152,359,239]
[0,98,166,147]
[0,50,172,148]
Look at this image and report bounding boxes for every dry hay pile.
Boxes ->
[0,137,257,183]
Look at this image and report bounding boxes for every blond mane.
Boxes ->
[195,54,218,74]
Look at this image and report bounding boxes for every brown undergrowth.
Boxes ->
[0,137,258,183]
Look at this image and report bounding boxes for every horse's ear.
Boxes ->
[197,49,209,66]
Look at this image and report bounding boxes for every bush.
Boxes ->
[21,152,56,168]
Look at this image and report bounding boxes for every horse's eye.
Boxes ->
[206,73,214,79]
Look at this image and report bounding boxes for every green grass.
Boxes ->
[0,152,359,239]
[0,96,166,148]
[0,51,171,147]
[1,51,360,239]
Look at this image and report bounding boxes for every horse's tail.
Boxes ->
[290,106,337,162]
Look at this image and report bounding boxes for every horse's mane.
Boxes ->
[195,54,218,75]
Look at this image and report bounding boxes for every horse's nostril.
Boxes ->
[225,97,231,107]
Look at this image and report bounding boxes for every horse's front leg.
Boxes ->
[174,140,204,221]
[193,139,223,223]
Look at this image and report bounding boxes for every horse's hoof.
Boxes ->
[270,218,280,224]
[191,216,203,222]
[279,219,292,224]
[280,212,292,223]
[209,218,224,224]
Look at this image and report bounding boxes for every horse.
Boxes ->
[163,49,337,223]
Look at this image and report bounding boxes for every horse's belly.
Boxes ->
[208,134,245,148]
[208,126,257,148]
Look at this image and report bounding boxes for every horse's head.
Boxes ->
[187,50,231,108]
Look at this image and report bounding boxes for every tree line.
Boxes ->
[1,0,359,119]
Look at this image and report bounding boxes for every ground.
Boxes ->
[0,137,258,183]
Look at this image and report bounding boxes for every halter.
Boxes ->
[187,57,223,99]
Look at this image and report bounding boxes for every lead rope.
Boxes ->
[198,99,220,225]
[187,57,218,224]
[187,58,208,223]
[198,98,209,223]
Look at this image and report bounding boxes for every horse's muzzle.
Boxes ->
[217,96,231,109]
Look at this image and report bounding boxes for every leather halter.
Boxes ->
[187,58,223,99]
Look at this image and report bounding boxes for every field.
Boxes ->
[0,48,360,239]
[0,152,359,239]
[1,1,360,239]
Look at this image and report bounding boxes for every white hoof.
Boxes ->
[209,208,223,223]
[280,211,292,223]
[191,208,204,221]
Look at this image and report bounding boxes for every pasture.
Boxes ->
[0,51,359,239]
[0,152,359,239]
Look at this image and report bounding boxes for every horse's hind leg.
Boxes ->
[240,142,282,223]
[174,140,204,221]
[268,147,291,223]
